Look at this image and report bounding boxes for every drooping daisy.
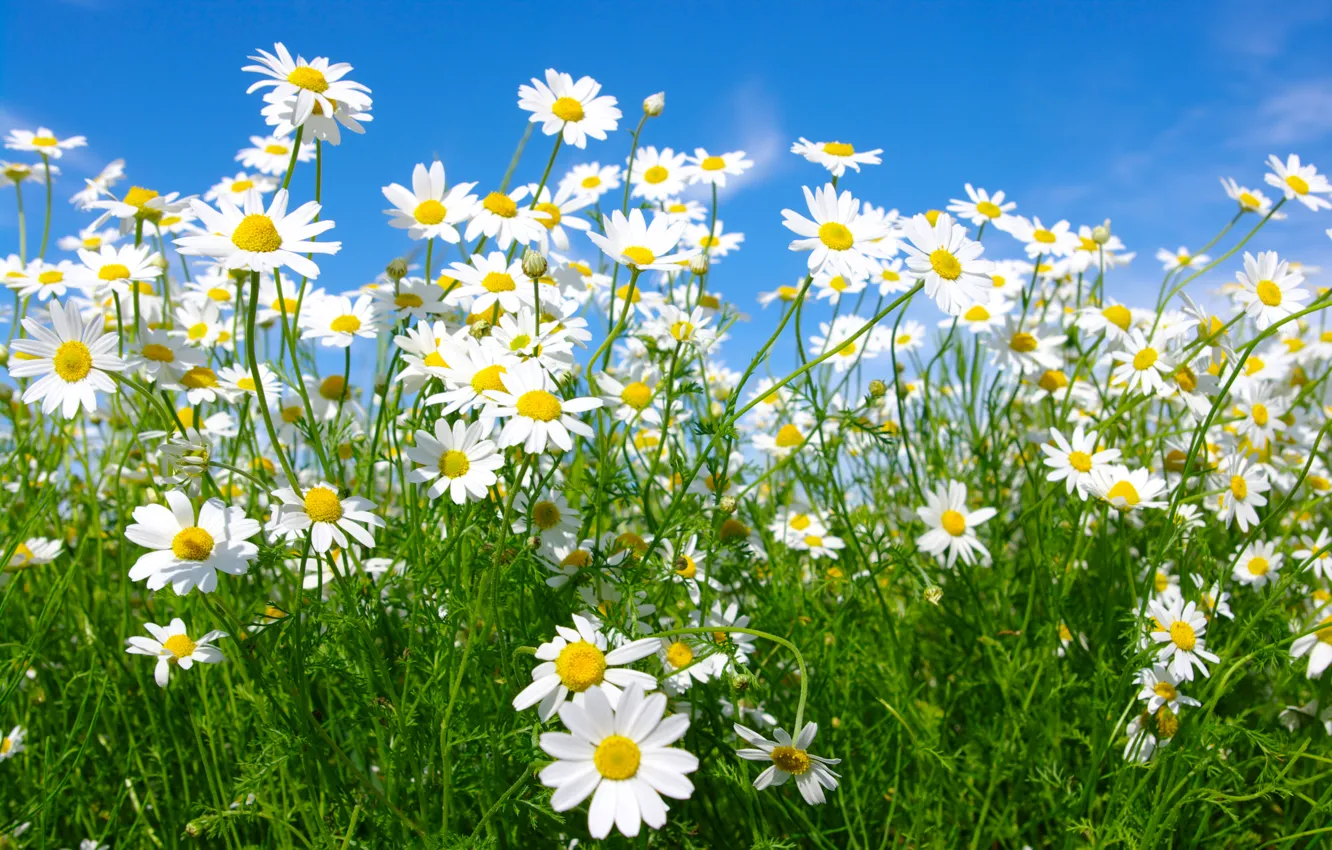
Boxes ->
[1041,426,1121,498]
[1293,529,1332,582]
[205,171,278,206]
[242,43,373,131]
[900,212,992,315]
[260,84,372,145]
[125,618,226,688]
[733,722,841,805]
[271,482,384,553]
[538,684,697,839]
[588,208,690,272]
[782,183,891,279]
[1088,465,1169,512]
[236,134,316,176]
[7,538,61,570]
[683,148,752,187]
[1265,153,1332,212]
[4,127,86,159]
[299,292,381,347]
[518,69,621,149]
[1136,665,1201,714]
[10,299,124,419]
[0,726,24,761]
[381,161,477,242]
[1233,250,1309,330]
[915,480,996,567]
[512,614,659,720]
[1220,177,1280,217]
[125,491,261,595]
[484,361,602,453]
[464,185,548,250]
[1232,540,1283,589]
[404,418,503,504]
[946,184,1017,230]
[87,185,193,235]
[177,189,339,279]
[790,138,883,177]
[1147,597,1218,681]
[70,159,124,210]
[368,277,446,323]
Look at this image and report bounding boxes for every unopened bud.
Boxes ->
[868,379,887,399]
[522,248,548,280]
[688,253,710,276]
[386,258,408,282]
[924,586,943,606]
[150,254,170,272]
[0,343,8,366]
[730,671,755,693]
[643,92,665,117]
[185,821,202,838]
[718,495,737,514]
[469,320,491,340]
[374,377,388,397]
[1091,219,1112,245]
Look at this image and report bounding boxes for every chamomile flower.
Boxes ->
[177,189,339,279]
[1291,615,1332,679]
[946,184,1017,230]
[630,146,689,201]
[205,171,277,206]
[125,618,226,688]
[1265,153,1332,211]
[5,127,86,159]
[687,218,744,260]
[300,292,381,347]
[124,491,260,595]
[1136,665,1200,714]
[243,43,372,131]
[513,614,659,720]
[1088,465,1168,512]
[14,260,83,301]
[1233,250,1309,329]
[0,727,24,761]
[1156,246,1210,272]
[272,483,384,553]
[88,186,193,235]
[427,340,518,415]
[518,69,621,149]
[260,85,372,144]
[1110,331,1175,396]
[527,182,594,254]
[684,148,752,186]
[10,299,124,419]
[0,160,55,187]
[58,224,122,253]
[448,252,533,315]
[915,480,996,567]
[1232,540,1283,589]
[381,161,477,242]
[733,722,841,805]
[790,137,882,177]
[70,159,124,210]
[1220,177,1280,216]
[1147,598,1218,681]
[987,318,1065,373]
[659,536,710,604]
[1293,529,1332,581]
[464,185,548,250]
[404,418,504,504]
[1008,216,1077,257]
[517,489,580,543]
[76,243,161,297]
[1041,426,1121,498]
[484,361,602,453]
[783,183,892,279]
[7,538,61,570]
[1213,456,1270,532]
[560,162,621,200]
[588,208,690,272]
[900,212,992,315]
[236,134,315,176]
[647,305,716,351]
[127,326,205,387]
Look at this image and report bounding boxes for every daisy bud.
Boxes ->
[730,671,755,692]
[719,495,737,514]
[0,343,8,366]
[528,536,541,550]
[688,253,710,276]
[924,585,943,606]
[150,254,169,272]
[521,247,548,280]
[643,92,665,116]
[1091,219,1112,245]
[185,822,202,838]
[868,379,887,399]
[386,257,408,282]
[468,320,491,340]
[374,376,388,397]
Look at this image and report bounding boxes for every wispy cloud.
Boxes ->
[682,78,787,201]
[1211,0,1332,59]
[1246,78,1332,147]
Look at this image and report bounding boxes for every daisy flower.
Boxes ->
[205,171,278,206]
[1075,301,1137,342]
[4,127,86,159]
[448,251,533,315]
[14,260,83,302]
[512,614,659,720]
[69,158,124,210]
[900,212,992,315]
[381,161,477,242]
[987,318,1065,373]
[10,299,124,419]
[1293,529,1332,581]
[1265,153,1332,211]
[1232,540,1283,589]
[629,146,688,201]
[1212,456,1269,533]
[367,277,446,323]
[537,684,697,839]
[260,85,372,145]
[7,538,61,570]
[76,243,161,297]
[0,160,56,187]
[1291,615,1332,679]
[1220,177,1280,217]
[686,218,744,260]
[58,224,122,253]
[518,69,621,149]
[300,292,381,347]
[1156,246,1210,272]
[808,314,871,373]
[734,722,841,805]
[464,185,548,250]
[684,148,753,187]
[946,184,1017,230]
[790,138,883,177]
[1088,465,1168,512]
[915,480,996,567]
[484,361,602,453]
[559,162,621,200]
[87,186,193,235]
[782,183,891,279]
[659,536,711,605]
[527,182,593,253]
[272,482,384,553]
[125,618,226,688]
[1233,250,1309,330]
[0,726,24,761]
[1041,426,1121,498]
[177,189,339,279]
[125,491,261,595]
[596,371,661,426]
[426,340,518,415]
[588,208,690,272]
[126,326,205,387]
[404,418,503,504]
[243,43,372,131]
[647,305,717,352]
[1147,597,1219,681]
[236,134,315,176]
[1007,216,1077,257]
[1110,330,1175,396]
[1136,665,1201,715]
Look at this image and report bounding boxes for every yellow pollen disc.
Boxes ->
[1251,403,1269,426]
[1177,254,1192,266]
[1155,706,1180,738]
[670,320,695,341]
[775,285,799,301]
[123,186,159,207]
[925,210,941,225]
[1317,616,1332,645]
[882,269,901,282]
[803,534,824,548]
[319,375,346,400]
[1174,367,1197,393]
[963,304,991,322]
[395,293,423,309]
[1246,557,1269,576]
[620,381,652,410]
[1230,475,1248,500]
[1287,174,1310,195]
[719,518,750,541]
[1153,681,1178,701]
[82,237,101,249]
[821,141,855,156]
[775,423,804,448]
[700,156,726,171]
[1256,280,1282,307]
[770,745,812,776]
[286,66,329,93]
[666,641,694,667]
[482,192,517,217]
[329,314,361,334]
[142,343,175,363]
[790,514,811,531]
[580,175,602,189]
[1238,191,1259,208]
[481,272,516,292]
[1106,480,1140,507]
[674,554,697,579]
[235,376,257,393]
[414,199,446,225]
[531,500,561,530]
[1132,348,1158,370]
[98,263,131,281]
[187,322,209,341]
[1033,229,1057,244]
[561,549,592,569]
[992,274,1006,288]
[516,389,562,422]
[699,293,721,308]
[593,734,641,780]
[281,405,302,423]
[438,450,470,479]
[230,179,254,193]
[555,641,606,691]
[532,202,563,230]
[204,288,231,302]
[1009,332,1038,353]
[551,96,585,122]
[171,526,215,561]
[182,366,217,388]
[1102,304,1132,331]
[303,487,343,523]
[940,509,967,536]
[1039,370,1068,392]
[53,340,93,382]
[621,246,657,266]
[163,633,198,659]
[421,351,448,369]
[642,165,670,185]
[470,364,507,394]
[818,222,854,251]
[1068,451,1093,473]
[972,201,1000,219]
[929,248,962,281]
[38,270,64,285]
[231,214,283,252]
[1169,621,1196,651]
[264,144,289,155]
[614,531,648,555]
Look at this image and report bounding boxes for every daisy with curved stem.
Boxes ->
[1265,153,1332,211]
[485,361,602,453]
[1233,382,1287,447]
[125,491,261,594]
[588,208,690,272]
[4,127,86,158]
[790,138,882,177]
[10,299,124,419]
[946,184,1017,230]
[76,243,161,298]
[1136,665,1200,715]
[734,722,841,805]
[1232,540,1283,589]
[205,171,277,206]
[1221,177,1280,216]
[1212,455,1269,532]
[125,618,226,688]
[513,614,659,720]
[900,212,992,315]
[300,292,380,347]
[272,482,383,554]
[629,146,689,201]
[176,189,339,279]
[1147,598,1218,681]
[1233,250,1308,330]
[684,148,752,187]
[403,418,503,505]
[381,161,477,243]
[596,371,661,426]
[782,183,891,279]
[915,480,996,568]
[1110,330,1175,396]
[518,69,621,149]
[1291,615,1332,679]
[1088,465,1169,512]
[243,43,372,131]
[1041,426,1121,499]
[464,185,548,250]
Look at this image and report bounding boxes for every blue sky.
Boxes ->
[4,0,1332,368]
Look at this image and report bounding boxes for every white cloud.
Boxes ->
[1251,78,1332,146]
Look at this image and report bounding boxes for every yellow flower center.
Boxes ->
[395,293,423,309]
[98,263,131,281]
[670,320,695,341]
[1286,174,1310,195]
[1174,367,1197,393]
[281,405,302,423]
[123,186,159,209]
[1068,451,1093,473]
[1256,280,1282,307]
[1009,332,1038,353]
[236,377,257,392]
[593,734,641,780]
[1156,706,1179,738]
[1101,304,1132,331]
[1230,475,1248,501]
[53,340,93,382]
[532,500,561,530]
[438,450,470,479]
[38,270,64,285]
[264,144,289,155]
[555,640,606,692]
[803,534,824,548]
[700,156,726,171]
[1246,556,1270,576]
[1039,370,1068,392]
[141,343,175,363]
[642,165,669,184]
[303,486,343,523]
[580,175,602,189]
[414,199,446,225]
[621,246,657,267]
[620,381,652,410]
[514,387,563,423]
[186,322,210,342]
[182,366,218,388]
[329,314,361,334]
[1153,681,1178,701]
[423,351,448,368]
[970,201,999,219]
[818,222,854,251]
[534,202,562,229]
[1032,229,1057,244]
[1238,191,1260,209]
[666,641,694,668]
[481,271,516,292]
[770,745,812,776]
[163,633,198,659]
[775,423,804,448]
[286,66,329,93]
[230,179,254,193]
[561,549,592,569]
[231,214,283,253]
[551,96,585,122]
[1169,621,1196,652]
[470,364,507,394]
[1106,480,1140,507]
[1251,403,1269,427]
[171,526,215,561]
[963,304,991,322]
[929,248,962,281]
[940,509,967,536]
[482,192,517,218]
[1133,348,1158,371]
[319,375,347,400]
